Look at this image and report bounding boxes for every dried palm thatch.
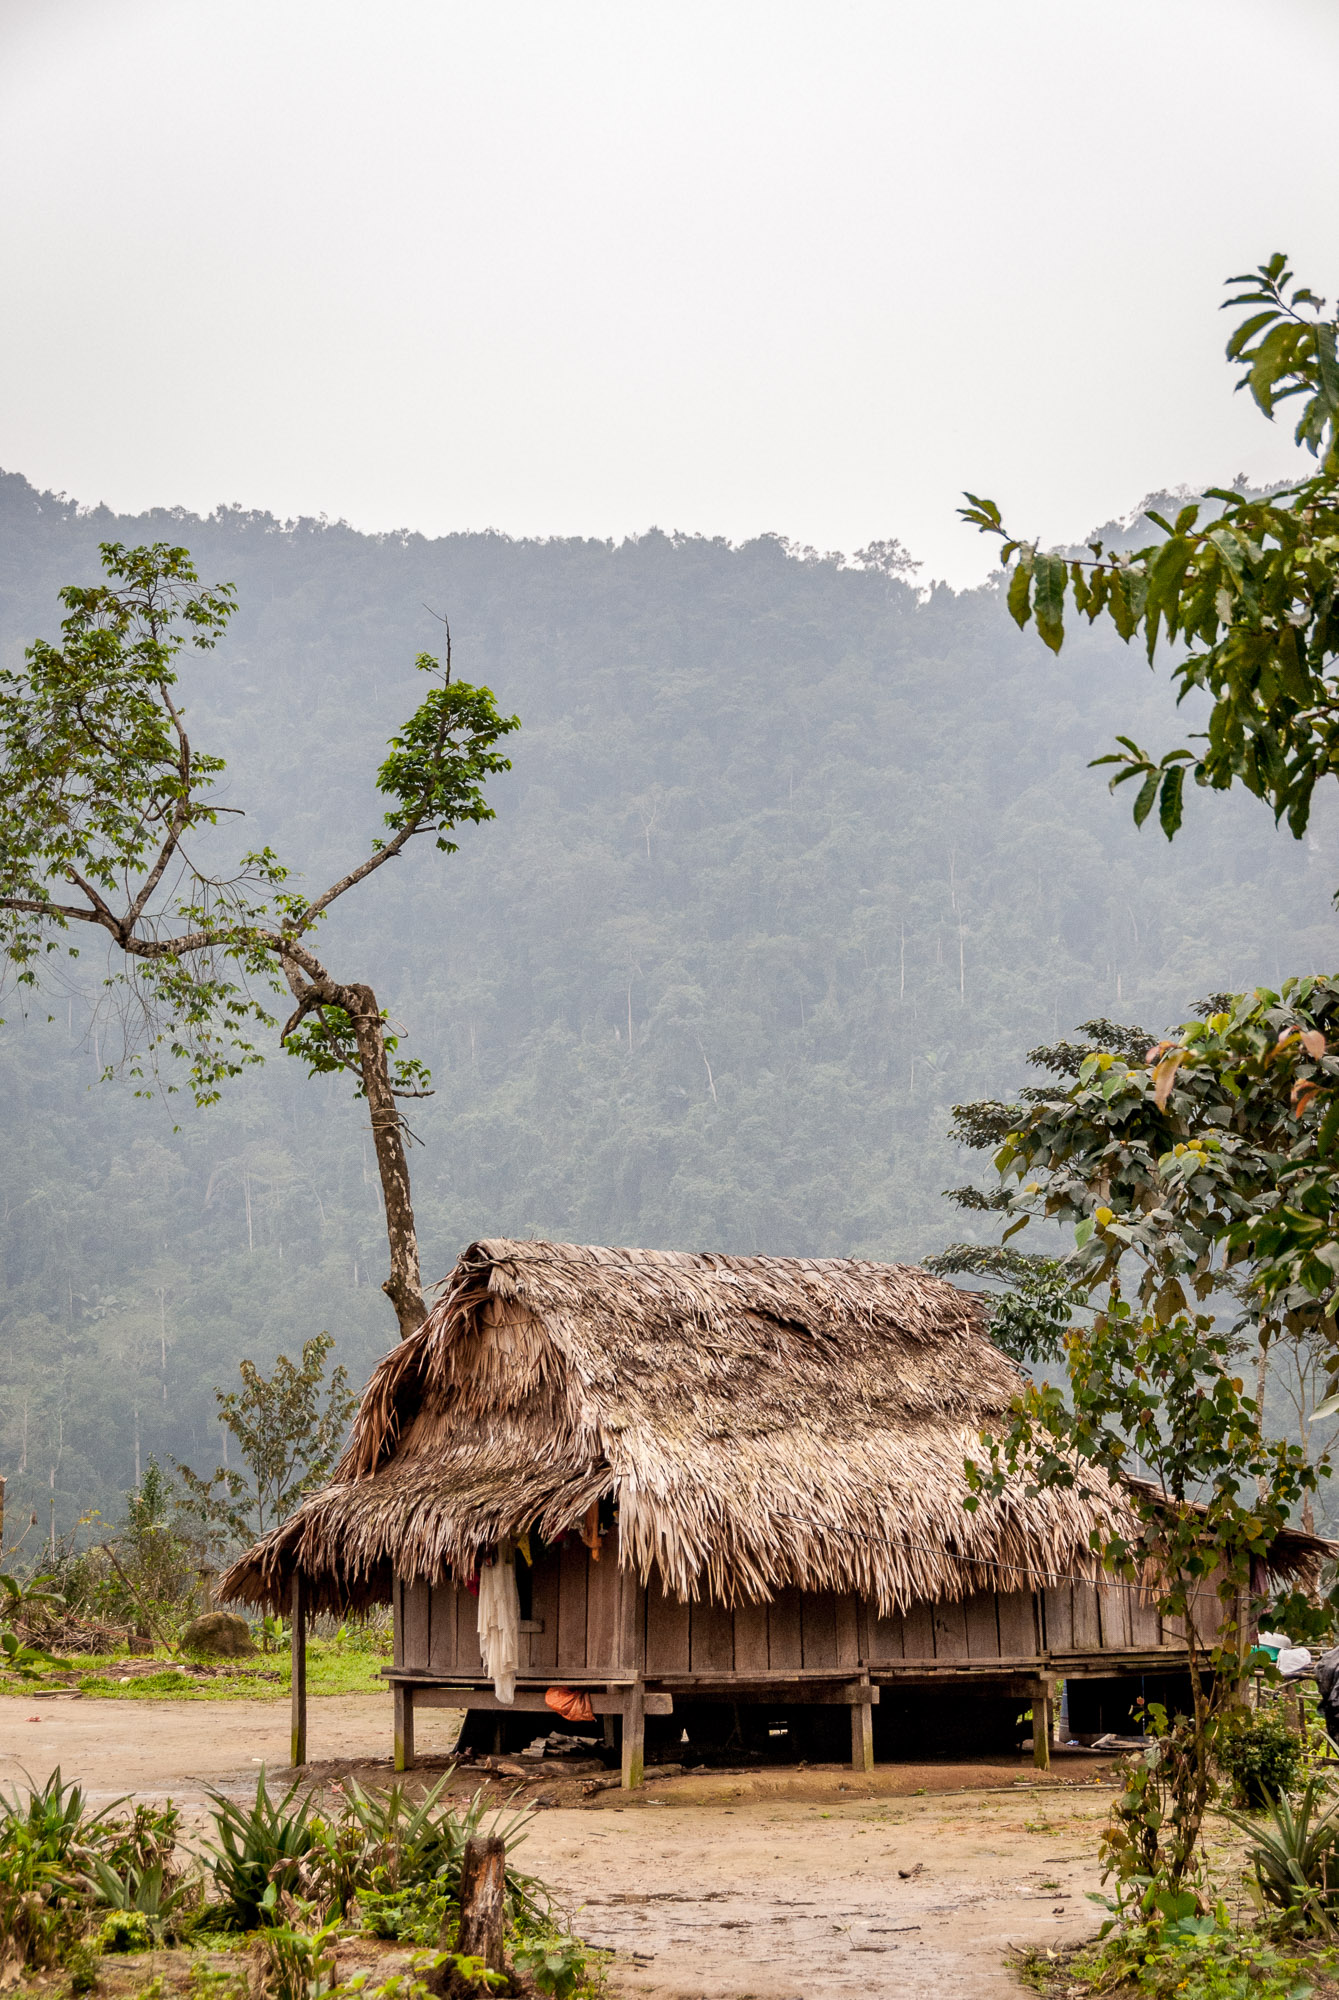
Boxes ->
[219,1239,1323,1618]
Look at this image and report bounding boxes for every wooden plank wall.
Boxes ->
[642,1581,862,1676]
[394,1543,1220,1677]
[868,1588,1039,1664]
[1041,1569,1226,1656]
[395,1531,626,1676]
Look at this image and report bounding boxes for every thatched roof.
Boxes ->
[222,1238,1140,1617]
[220,1238,1329,1618]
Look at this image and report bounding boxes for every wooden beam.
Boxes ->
[657,1679,878,1706]
[1032,1678,1053,1771]
[621,1679,646,1790]
[403,1685,673,1717]
[622,1667,893,1685]
[851,1678,874,1772]
[615,1546,644,1674]
[394,1681,415,1773]
[869,1648,1195,1683]
[290,1573,308,1769]
[384,1667,647,1687]
[794,1682,877,1707]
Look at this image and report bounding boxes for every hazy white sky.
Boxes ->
[2,0,1337,585]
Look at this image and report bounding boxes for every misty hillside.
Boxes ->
[2,466,1336,1539]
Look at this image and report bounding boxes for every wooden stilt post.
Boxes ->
[394,1682,416,1773]
[621,1680,646,1789]
[1032,1677,1053,1771]
[290,1572,307,1769]
[851,1684,874,1773]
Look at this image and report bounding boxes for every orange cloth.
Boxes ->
[544,1685,595,1724]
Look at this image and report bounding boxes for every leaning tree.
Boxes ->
[0,542,519,1339]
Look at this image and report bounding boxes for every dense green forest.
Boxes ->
[2,466,1336,1542]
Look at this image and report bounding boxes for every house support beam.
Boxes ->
[851,1676,874,1772]
[1031,1677,1053,1770]
[621,1679,646,1791]
[394,1681,416,1773]
[290,1573,308,1769]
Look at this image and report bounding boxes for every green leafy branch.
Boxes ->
[960,257,1339,839]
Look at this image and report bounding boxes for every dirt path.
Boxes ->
[1,1694,1117,1999]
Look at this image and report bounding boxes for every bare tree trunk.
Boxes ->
[346,982,426,1339]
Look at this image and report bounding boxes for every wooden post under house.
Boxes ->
[290,1571,308,1768]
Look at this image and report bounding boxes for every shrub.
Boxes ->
[323,1774,539,1919]
[1078,1905,1325,1999]
[353,1882,453,1946]
[0,1769,130,1975]
[511,1936,594,1998]
[1217,1705,1306,1808]
[97,1910,156,1955]
[1220,1776,1339,1931]
[251,1913,341,2000]
[100,1800,183,1877]
[67,1939,102,1992]
[202,1769,320,1929]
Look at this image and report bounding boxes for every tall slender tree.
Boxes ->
[0,542,519,1338]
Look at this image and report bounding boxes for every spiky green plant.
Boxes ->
[1221,1775,1339,1932]
[201,1768,319,1930]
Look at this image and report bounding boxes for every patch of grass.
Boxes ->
[0,1634,391,1701]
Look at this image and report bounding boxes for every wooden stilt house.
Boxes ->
[221,1239,1328,1784]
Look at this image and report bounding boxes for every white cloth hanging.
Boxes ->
[477,1551,520,1704]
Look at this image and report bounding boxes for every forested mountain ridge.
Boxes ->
[2,465,1336,1541]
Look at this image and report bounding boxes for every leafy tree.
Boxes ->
[949,230,1339,1875]
[962,254,1339,842]
[177,1334,357,1546]
[947,1006,1335,1323]
[0,545,519,1336]
[947,1010,1337,1893]
[968,1301,1323,1899]
[943,991,1339,1371]
[922,1243,1087,1366]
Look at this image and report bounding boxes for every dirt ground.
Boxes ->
[0,1691,1128,2000]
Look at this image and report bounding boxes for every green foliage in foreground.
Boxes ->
[0,1772,187,1974]
[969,1302,1324,1895]
[1221,1777,1339,1934]
[0,1762,598,1997]
[950,990,1339,1891]
[1065,1895,1327,1998]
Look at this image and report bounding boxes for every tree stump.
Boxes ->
[458,1835,507,1969]
[433,1835,508,1995]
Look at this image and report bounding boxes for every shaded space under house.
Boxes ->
[220,1239,1331,1785]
